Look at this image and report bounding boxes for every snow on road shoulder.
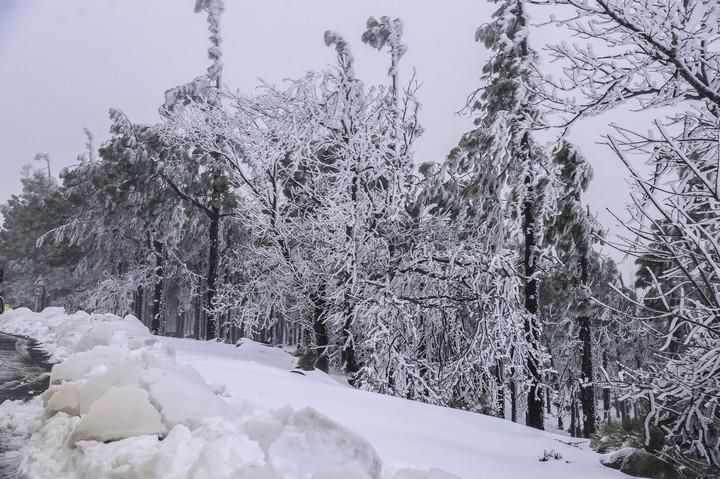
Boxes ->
[166,337,629,479]
[0,308,458,478]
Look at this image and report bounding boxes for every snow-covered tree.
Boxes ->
[0,166,82,309]
[48,112,188,330]
[543,142,600,437]
[160,0,232,340]
[169,26,420,377]
[434,0,554,429]
[535,0,720,471]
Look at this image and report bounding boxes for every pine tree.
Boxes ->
[446,0,551,429]
[51,113,185,328]
[545,142,599,437]
[0,166,82,309]
[161,0,229,340]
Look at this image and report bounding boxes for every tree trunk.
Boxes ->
[340,293,358,375]
[311,284,329,373]
[509,346,518,422]
[578,254,597,438]
[558,408,564,431]
[313,317,329,373]
[523,180,544,430]
[510,381,518,423]
[575,398,583,438]
[151,240,164,335]
[194,297,201,340]
[546,385,552,414]
[603,388,611,422]
[620,398,629,423]
[603,352,612,423]
[416,331,428,395]
[570,390,577,438]
[133,285,144,322]
[206,206,220,340]
[497,387,506,419]
[340,173,359,375]
[176,311,185,338]
[495,360,506,419]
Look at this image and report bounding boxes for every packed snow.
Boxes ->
[0,308,627,478]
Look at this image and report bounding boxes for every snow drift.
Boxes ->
[0,308,459,478]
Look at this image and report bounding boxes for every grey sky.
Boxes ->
[0,0,647,278]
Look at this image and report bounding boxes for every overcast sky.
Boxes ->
[0,0,651,278]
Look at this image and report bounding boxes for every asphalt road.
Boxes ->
[0,332,51,479]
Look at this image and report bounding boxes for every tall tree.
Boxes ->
[161,0,229,340]
[544,142,599,437]
[445,0,552,429]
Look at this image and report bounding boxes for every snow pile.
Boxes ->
[0,398,44,456]
[71,385,167,443]
[0,308,457,478]
[0,307,147,362]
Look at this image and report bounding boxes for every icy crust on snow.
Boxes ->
[0,308,455,479]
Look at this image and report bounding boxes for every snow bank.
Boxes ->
[77,361,143,414]
[0,307,142,361]
[1,308,458,479]
[50,345,132,384]
[45,381,82,416]
[0,398,45,454]
[71,385,167,443]
[142,364,236,429]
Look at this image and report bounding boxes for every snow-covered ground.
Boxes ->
[0,308,627,479]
